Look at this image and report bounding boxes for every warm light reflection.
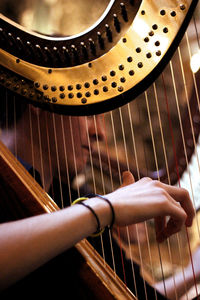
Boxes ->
[190,51,200,73]
[133,18,150,36]
[133,17,169,64]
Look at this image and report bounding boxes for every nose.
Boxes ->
[87,115,105,142]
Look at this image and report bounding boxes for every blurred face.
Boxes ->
[44,113,105,180]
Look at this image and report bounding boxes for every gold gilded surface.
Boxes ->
[0,0,193,110]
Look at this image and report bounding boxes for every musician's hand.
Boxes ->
[115,171,147,244]
[107,173,195,243]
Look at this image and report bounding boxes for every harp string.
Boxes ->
[153,82,170,184]
[126,103,142,300]
[153,81,181,299]
[125,102,161,299]
[193,16,200,48]
[36,112,46,191]
[69,116,80,199]
[158,65,190,298]
[85,116,97,193]
[144,90,169,298]
[13,96,17,158]
[118,105,149,297]
[179,34,200,251]
[157,65,190,298]
[177,42,199,296]
[128,94,155,299]
[92,115,108,264]
[45,112,56,201]
[111,106,150,292]
[60,115,73,205]
[107,110,129,287]
[186,30,200,114]
[28,104,36,181]
[170,58,200,237]
[102,114,114,191]
[111,105,150,299]
[162,46,199,297]
[84,115,106,263]
[127,104,140,180]
[178,44,200,173]
[147,82,181,299]
[101,114,118,276]
[51,113,64,207]
[161,70,193,299]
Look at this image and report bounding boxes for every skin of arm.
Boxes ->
[0,172,195,291]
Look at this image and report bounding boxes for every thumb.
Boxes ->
[121,171,135,187]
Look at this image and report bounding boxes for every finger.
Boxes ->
[164,217,184,238]
[159,183,195,227]
[121,171,135,187]
[155,216,166,243]
[161,202,187,239]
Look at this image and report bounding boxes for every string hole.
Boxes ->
[110,70,116,76]
[85,92,91,97]
[94,89,99,95]
[68,85,73,91]
[163,27,168,33]
[60,93,65,99]
[84,82,90,88]
[149,31,154,36]
[146,52,152,58]
[118,86,124,92]
[136,47,141,53]
[68,93,74,98]
[101,75,107,81]
[76,84,82,90]
[81,98,87,103]
[129,70,134,76]
[180,4,186,10]
[120,77,126,82]
[160,10,166,16]
[152,24,158,30]
[93,79,99,85]
[60,86,65,91]
[111,82,117,88]
[127,56,133,62]
[103,86,108,92]
[171,11,176,17]
[77,92,82,98]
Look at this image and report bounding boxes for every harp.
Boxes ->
[0,0,200,299]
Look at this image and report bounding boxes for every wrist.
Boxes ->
[84,197,112,230]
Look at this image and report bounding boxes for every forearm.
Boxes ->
[0,197,111,290]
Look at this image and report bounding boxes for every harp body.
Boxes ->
[0,0,200,299]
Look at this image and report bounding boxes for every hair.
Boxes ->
[0,86,28,129]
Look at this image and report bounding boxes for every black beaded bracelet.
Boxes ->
[86,193,115,229]
[72,197,104,237]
